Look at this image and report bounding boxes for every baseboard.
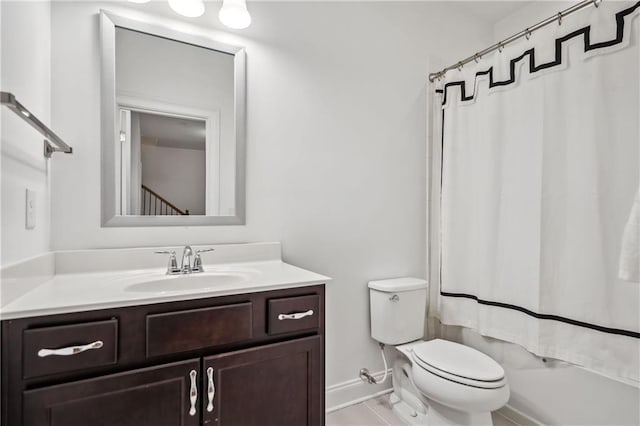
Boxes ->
[325,369,393,413]
[496,404,543,426]
[326,373,544,425]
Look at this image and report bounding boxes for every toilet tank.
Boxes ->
[368,277,428,345]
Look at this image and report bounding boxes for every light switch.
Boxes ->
[25,189,36,229]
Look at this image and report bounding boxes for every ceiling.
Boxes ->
[138,112,206,151]
[102,1,535,30]
[444,1,535,25]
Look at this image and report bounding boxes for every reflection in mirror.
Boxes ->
[101,11,246,226]
[115,26,233,217]
[118,110,206,216]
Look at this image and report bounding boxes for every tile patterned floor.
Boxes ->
[326,394,519,426]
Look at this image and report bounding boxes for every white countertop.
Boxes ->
[0,243,330,320]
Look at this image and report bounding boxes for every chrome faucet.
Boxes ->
[181,246,194,274]
[156,246,215,275]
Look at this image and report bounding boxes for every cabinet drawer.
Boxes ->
[146,302,253,357]
[267,295,319,335]
[22,319,118,379]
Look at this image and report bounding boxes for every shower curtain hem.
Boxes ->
[438,317,640,382]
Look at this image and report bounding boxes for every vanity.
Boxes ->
[1,6,328,425]
[0,243,328,426]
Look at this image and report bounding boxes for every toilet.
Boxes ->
[368,277,509,426]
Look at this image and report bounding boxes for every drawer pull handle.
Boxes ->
[189,369,197,416]
[206,367,215,412]
[37,340,103,358]
[278,310,314,320]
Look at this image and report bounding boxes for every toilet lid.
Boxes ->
[412,339,505,383]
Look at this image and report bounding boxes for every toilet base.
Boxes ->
[426,400,493,426]
[389,392,428,425]
[388,392,494,426]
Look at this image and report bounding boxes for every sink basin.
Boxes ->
[125,271,255,293]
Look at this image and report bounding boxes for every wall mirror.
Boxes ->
[100,11,246,226]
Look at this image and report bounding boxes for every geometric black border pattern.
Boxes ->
[437,1,640,339]
[436,1,640,106]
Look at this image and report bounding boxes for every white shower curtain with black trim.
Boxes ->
[435,1,640,381]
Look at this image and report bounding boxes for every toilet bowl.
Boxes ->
[392,340,510,425]
[368,278,510,425]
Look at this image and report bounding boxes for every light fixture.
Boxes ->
[168,0,205,18]
[126,0,252,29]
[219,0,252,29]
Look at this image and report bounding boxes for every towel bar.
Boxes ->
[1,91,73,158]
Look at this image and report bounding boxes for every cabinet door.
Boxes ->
[23,359,201,426]
[203,336,322,426]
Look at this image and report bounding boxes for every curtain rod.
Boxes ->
[1,91,73,158]
[428,0,601,82]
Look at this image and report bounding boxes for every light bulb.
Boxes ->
[168,0,205,18]
[219,0,251,29]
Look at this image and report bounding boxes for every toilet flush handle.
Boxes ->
[390,294,400,302]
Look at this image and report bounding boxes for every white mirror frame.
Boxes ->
[100,10,246,226]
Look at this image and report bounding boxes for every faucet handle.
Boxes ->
[192,248,214,273]
[155,250,180,274]
[195,248,215,254]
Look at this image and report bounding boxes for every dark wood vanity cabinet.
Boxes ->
[1,285,325,426]
[204,336,321,426]
[23,359,201,426]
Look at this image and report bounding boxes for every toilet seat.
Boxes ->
[411,339,506,389]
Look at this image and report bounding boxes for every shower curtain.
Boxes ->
[434,1,640,381]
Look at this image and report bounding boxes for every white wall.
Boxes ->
[0,1,52,266]
[141,144,206,215]
[49,1,492,389]
[494,1,576,40]
[439,3,640,425]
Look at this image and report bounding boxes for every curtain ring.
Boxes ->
[557,12,562,25]
[525,28,531,40]
[594,0,601,7]
[473,54,480,63]
[457,62,463,72]
[498,42,504,53]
